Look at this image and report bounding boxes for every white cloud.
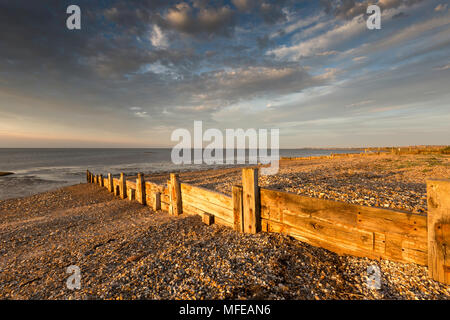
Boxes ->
[150,25,168,48]
[267,16,366,60]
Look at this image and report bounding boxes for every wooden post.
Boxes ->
[119,172,127,200]
[94,175,98,184]
[86,170,90,183]
[153,192,161,211]
[128,188,135,201]
[427,179,450,284]
[232,185,244,232]
[202,213,214,226]
[136,173,146,205]
[169,173,182,215]
[99,174,104,187]
[114,184,120,196]
[108,173,113,192]
[242,168,260,234]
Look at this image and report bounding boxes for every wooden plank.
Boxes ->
[182,193,234,223]
[263,219,375,259]
[145,181,165,193]
[151,192,161,211]
[126,180,137,189]
[232,185,243,232]
[161,201,169,212]
[402,238,428,265]
[276,209,374,252]
[261,188,356,227]
[260,187,426,239]
[242,168,260,234]
[180,183,233,209]
[427,179,450,284]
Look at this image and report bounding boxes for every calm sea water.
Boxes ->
[0,148,361,200]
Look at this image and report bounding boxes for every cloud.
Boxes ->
[267,15,366,60]
[0,0,449,147]
[434,63,450,71]
[435,4,448,12]
[164,2,235,36]
[150,25,168,48]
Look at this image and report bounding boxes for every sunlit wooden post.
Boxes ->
[232,185,244,232]
[152,192,161,211]
[427,179,450,285]
[108,173,113,192]
[136,173,146,205]
[242,168,260,234]
[119,172,127,199]
[169,173,182,215]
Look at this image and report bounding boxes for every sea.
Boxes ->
[0,148,362,200]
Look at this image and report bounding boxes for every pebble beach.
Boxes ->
[1,153,450,299]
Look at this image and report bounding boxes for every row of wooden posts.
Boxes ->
[86,169,450,285]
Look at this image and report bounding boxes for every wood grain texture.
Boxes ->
[232,185,243,232]
[427,179,450,284]
[260,187,428,265]
[180,183,232,209]
[136,173,146,205]
[242,168,260,234]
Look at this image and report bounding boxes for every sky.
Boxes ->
[0,0,449,148]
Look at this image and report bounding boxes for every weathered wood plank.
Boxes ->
[263,219,374,258]
[182,193,234,223]
[180,183,233,209]
[260,187,426,240]
[145,181,165,193]
[126,180,137,189]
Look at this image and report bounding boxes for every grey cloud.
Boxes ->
[163,2,236,37]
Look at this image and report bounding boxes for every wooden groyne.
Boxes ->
[86,168,450,285]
